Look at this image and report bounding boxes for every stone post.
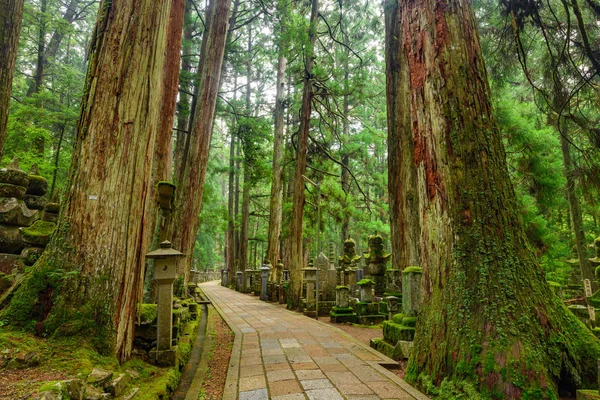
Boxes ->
[336,286,350,308]
[260,263,271,301]
[303,260,318,316]
[236,271,243,291]
[146,241,184,367]
[245,268,253,293]
[402,266,422,317]
[385,296,400,320]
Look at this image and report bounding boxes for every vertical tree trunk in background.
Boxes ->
[340,65,350,244]
[155,0,185,183]
[384,0,420,270]
[227,122,236,281]
[387,0,600,396]
[266,54,286,273]
[239,26,253,272]
[559,127,594,286]
[168,0,231,282]
[28,0,47,98]
[0,0,24,160]
[174,0,194,177]
[7,0,175,362]
[289,0,318,306]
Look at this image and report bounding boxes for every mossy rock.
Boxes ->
[401,316,417,327]
[0,168,29,187]
[392,313,406,324]
[356,279,375,286]
[24,194,47,211]
[21,247,44,266]
[26,175,48,196]
[403,266,423,274]
[138,304,158,324]
[382,320,416,342]
[331,306,354,315]
[0,225,27,254]
[44,202,60,214]
[0,197,38,226]
[20,220,56,246]
[0,183,27,199]
[41,211,58,223]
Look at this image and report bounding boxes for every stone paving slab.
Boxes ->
[201,281,429,400]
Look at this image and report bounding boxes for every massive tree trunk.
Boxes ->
[6,0,175,362]
[289,0,318,306]
[0,0,24,160]
[386,0,600,396]
[168,0,231,282]
[384,0,420,270]
[266,54,286,272]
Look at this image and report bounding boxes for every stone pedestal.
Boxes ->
[260,265,271,301]
[385,296,400,320]
[336,286,350,308]
[402,266,422,316]
[385,268,402,295]
[245,268,254,293]
[303,261,318,316]
[236,271,243,292]
[358,279,375,303]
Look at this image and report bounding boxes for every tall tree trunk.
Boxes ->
[386,0,600,396]
[168,0,231,283]
[155,0,185,183]
[28,0,47,97]
[174,0,194,178]
[0,0,24,159]
[384,0,420,270]
[7,0,176,363]
[239,25,252,272]
[559,127,594,286]
[289,0,318,307]
[340,67,350,244]
[266,54,286,273]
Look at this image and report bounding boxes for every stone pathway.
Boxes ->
[200,281,429,400]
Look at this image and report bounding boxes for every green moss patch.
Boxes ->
[20,220,56,246]
[356,279,375,286]
[403,266,423,274]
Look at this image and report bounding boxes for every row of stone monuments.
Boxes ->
[224,233,424,360]
[0,159,59,301]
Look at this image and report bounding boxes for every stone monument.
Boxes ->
[362,234,391,296]
[338,238,361,286]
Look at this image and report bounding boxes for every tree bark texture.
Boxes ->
[8,0,175,362]
[386,0,600,396]
[266,54,286,273]
[384,0,420,270]
[169,0,231,281]
[289,0,318,306]
[0,0,24,160]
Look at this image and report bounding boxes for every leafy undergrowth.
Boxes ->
[0,314,200,399]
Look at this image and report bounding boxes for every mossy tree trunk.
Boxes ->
[266,53,286,274]
[385,0,600,396]
[6,0,176,362]
[384,0,420,271]
[289,0,319,307]
[0,0,24,160]
[168,0,231,282]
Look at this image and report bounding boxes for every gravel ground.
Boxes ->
[0,368,69,399]
[200,308,234,399]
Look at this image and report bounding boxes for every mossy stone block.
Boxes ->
[0,224,26,254]
[24,195,47,211]
[331,306,354,315]
[366,302,379,315]
[0,169,29,187]
[138,304,158,324]
[355,301,369,316]
[20,220,56,246]
[401,316,417,327]
[0,183,27,199]
[26,175,48,196]
[392,313,405,324]
[44,202,60,214]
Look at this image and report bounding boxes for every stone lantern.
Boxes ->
[260,261,271,301]
[302,259,318,314]
[146,240,184,366]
